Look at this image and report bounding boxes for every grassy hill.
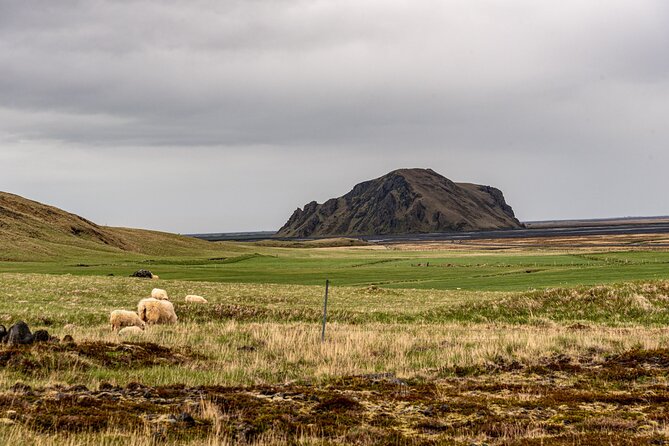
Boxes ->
[0,191,235,261]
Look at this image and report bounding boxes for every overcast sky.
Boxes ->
[1,1,668,233]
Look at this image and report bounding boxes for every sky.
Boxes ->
[1,0,668,233]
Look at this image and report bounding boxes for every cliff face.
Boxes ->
[276,168,523,237]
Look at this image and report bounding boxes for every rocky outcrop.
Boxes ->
[277,168,523,237]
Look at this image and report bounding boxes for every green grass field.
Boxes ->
[2,239,669,445]
[1,242,668,291]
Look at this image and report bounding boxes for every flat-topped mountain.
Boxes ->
[277,168,523,238]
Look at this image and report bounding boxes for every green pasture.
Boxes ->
[0,243,667,291]
[3,272,669,330]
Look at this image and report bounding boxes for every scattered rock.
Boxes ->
[6,321,34,345]
[130,269,154,279]
[33,329,50,343]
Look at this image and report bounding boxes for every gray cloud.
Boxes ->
[1,0,668,232]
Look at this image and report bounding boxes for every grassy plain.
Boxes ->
[1,234,669,444]
[2,236,669,291]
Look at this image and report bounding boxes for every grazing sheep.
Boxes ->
[138,298,177,325]
[151,288,169,300]
[118,326,144,336]
[185,295,208,303]
[151,274,160,280]
[109,310,145,331]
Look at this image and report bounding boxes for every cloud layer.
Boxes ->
[1,0,668,232]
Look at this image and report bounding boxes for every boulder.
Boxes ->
[130,269,154,279]
[5,321,34,345]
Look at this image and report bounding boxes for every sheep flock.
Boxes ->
[109,287,207,337]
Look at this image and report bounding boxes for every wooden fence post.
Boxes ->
[321,280,329,342]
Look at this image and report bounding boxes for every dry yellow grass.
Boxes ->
[3,321,669,390]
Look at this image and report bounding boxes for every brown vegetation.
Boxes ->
[3,346,669,444]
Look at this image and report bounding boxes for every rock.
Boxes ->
[62,334,75,344]
[6,321,33,345]
[276,168,523,237]
[130,269,154,279]
[33,329,50,342]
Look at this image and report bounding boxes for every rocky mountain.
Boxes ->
[276,168,523,237]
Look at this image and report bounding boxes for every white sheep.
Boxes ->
[118,326,144,336]
[185,294,208,303]
[110,310,146,331]
[151,288,169,300]
[138,298,178,325]
[151,274,160,280]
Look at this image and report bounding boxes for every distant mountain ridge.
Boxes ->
[277,168,523,237]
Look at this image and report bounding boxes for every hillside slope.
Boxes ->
[277,168,523,237]
[0,191,218,261]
